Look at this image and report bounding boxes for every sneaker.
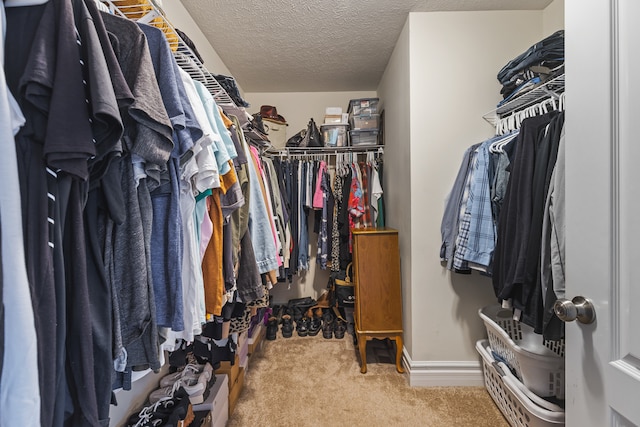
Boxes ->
[130,387,192,427]
[159,362,213,388]
[149,373,207,405]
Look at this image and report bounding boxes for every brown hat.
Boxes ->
[259,105,287,125]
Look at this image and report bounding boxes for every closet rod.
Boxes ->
[102,0,238,108]
[266,145,384,157]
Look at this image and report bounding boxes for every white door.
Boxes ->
[565,0,640,425]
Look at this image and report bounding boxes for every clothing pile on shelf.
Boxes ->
[441,111,566,340]
[496,30,565,107]
[2,2,275,426]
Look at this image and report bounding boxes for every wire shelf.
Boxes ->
[483,73,565,127]
[103,0,237,107]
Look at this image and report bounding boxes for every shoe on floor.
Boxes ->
[322,311,334,339]
[334,317,347,339]
[266,316,278,340]
[281,314,294,338]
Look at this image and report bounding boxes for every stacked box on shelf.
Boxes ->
[321,123,349,147]
[348,97,380,145]
[192,374,230,427]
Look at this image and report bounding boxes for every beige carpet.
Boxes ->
[227,332,508,427]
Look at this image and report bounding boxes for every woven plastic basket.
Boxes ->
[476,340,565,427]
[479,305,565,399]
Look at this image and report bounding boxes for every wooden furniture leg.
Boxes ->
[358,333,367,374]
[394,335,405,373]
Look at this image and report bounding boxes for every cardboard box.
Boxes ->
[238,333,249,369]
[192,374,228,412]
[192,374,230,427]
[248,323,266,355]
[228,367,245,417]
[215,354,240,388]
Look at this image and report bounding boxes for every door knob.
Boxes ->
[553,296,596,324]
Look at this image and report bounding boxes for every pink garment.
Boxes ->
[312,161,326,209]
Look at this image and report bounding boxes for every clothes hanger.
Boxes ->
[4,0,48,6]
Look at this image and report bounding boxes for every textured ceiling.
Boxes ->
[180,0,553,93]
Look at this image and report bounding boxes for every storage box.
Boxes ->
[192,374,229,411]
[325,107,343,115]
[349,129,379,146]
[228,367,245,416]
[214,354,240,388]
[476,340,565,427]
[479,305,565,399]
[350,113,380,130]
[324,114,343,124]
[248,323,266,355]
[321,124,349,147]
[347,98,379,116]
[238,333,249,369]
[262,118,288,149]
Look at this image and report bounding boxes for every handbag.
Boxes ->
[286,128,306,147]
[333,262,355,307]
[286,118,323,147]
[305,117,323,147]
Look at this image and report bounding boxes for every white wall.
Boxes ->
[403,11,545,368]
[543,0,565,36]
[377,19,413,353]
[161,2,235,80]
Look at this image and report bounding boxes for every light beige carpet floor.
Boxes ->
[227,332,508,427]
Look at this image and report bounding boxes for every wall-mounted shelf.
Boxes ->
[483,73,565,127]
[103,0,237,108]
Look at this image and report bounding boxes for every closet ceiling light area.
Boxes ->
[180,0,554,93]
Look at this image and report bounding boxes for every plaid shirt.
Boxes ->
[452,150,478,271]
[461,141,496,268]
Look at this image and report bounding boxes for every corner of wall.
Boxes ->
[377,15,413,356]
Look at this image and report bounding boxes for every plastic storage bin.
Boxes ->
[476,340,565,427]
[321,124,349,147]
[350,113,380,130]
[349,129,379,146]
[347,98,379,116]
[479,305,565,399]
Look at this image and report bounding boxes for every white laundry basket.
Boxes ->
[476,340,565,427]
[479,305,565,399]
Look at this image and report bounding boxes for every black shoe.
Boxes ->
[322,312,334,339]
[266,316,278,340]
[281,314,294,338]
[334,317,347,339]
[308,310,322,337]
[296,316,310,337]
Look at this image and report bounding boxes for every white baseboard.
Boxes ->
[402,347,485,387]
